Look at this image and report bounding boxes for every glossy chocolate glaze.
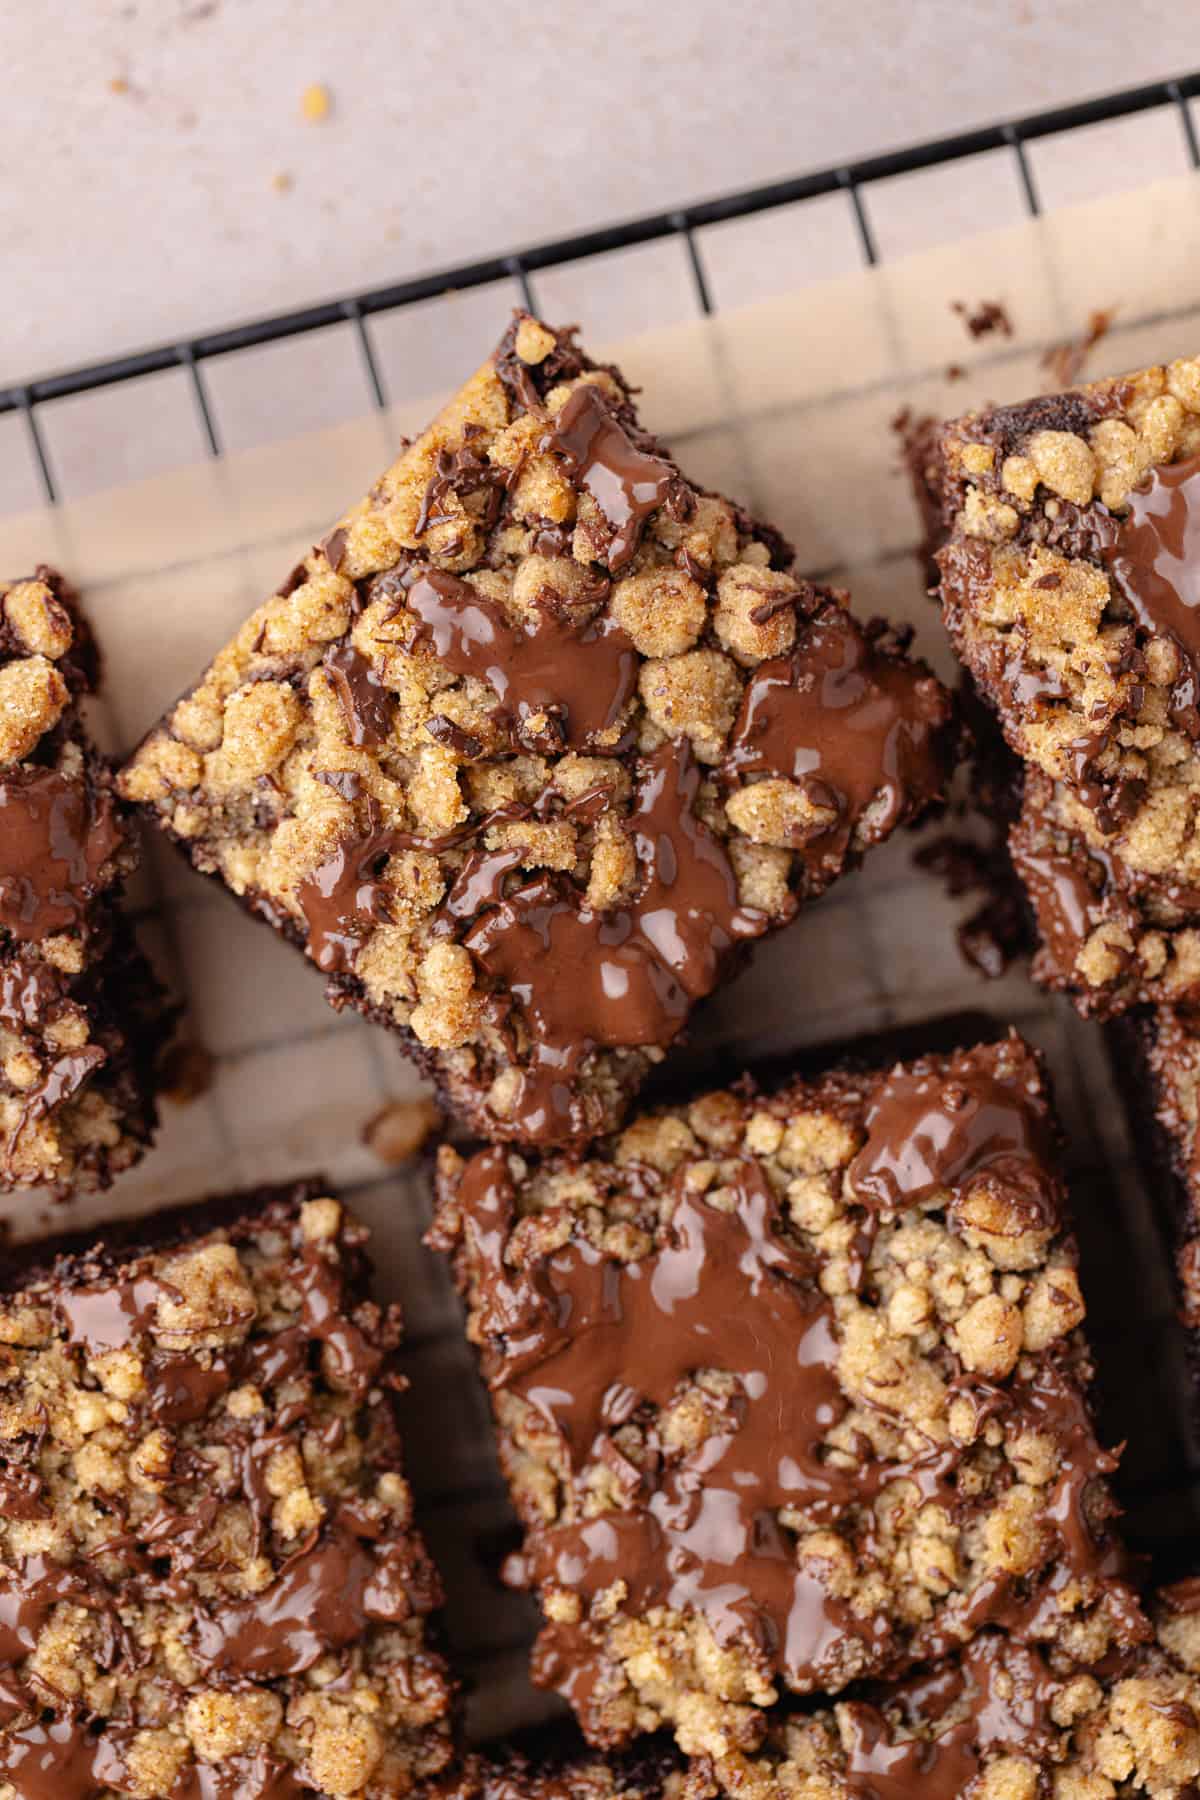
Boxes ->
[323,640,395,747]
[848,1040,1063,1228]
[835,1634,1060,1799]
[460,740,771,1140]
[540,385,682,575]
[1099,453,1200,734]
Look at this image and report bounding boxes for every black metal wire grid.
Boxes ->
[5,69,1200,503]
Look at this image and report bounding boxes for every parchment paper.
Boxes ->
[2,171,1199,1740]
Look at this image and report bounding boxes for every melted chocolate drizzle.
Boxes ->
[0,956,63,1033]
[295,816,397,975]
[298,738,768,1133]
[54,1269,167,1351]
[189,1518,423,1677]
[837,1634,1059,1799]
[323,641,394,748]
[174,1750,304,1799]
[461,873,689,1140]
[1098,453,1200,735]
[723,605,949,879]
[8,1045,107,1154]
[0,1709,303,1800]
[465,1149,892,1697]
[1009,824,1130,989]
[404,567,637,750]
[0,1713,117,1800]
[839,1700,979,1800]
[461,739,771,1140]
[539,385,681,574]
[0,767,122,942]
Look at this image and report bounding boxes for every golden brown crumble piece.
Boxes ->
[684,1591,1200,1799]
[429,1033,1144,1762]
[0,566,170,1195]
[119,313,953,1148]
[936,357,1200,1016]
[0,1182,453,1797]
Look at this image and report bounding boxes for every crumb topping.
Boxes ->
[691,1606,1200,1800]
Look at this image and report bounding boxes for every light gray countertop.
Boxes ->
[6,0,1198,382]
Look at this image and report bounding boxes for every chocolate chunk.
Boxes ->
[313,768,363,801]
[317,525,349,572]
[460,740,770,1142]
[415,440,512,537]
[0,768,122,941]
[323,640,394,747]
[424,714,485,758]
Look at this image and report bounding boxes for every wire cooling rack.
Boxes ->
[4,71,1200,503]
[1,73,1199,1743]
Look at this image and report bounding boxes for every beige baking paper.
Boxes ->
[1,171,1199,1741]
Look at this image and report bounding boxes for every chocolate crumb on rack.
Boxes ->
[935,354,1200,1017]
[120,312,954,1149]
[430,1033,1145,1762]
[0,566,170,1194]
[0,1181,454,1795]
[951,299,1013,340]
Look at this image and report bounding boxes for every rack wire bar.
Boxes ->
[5,68,1198,473]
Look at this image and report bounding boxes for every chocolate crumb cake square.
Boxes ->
[0,566,169,1194]
[430,1033,1145,1761]
[0,1182,454,1796]
[119,312,953,1149]
[689,1587,1200,1799]
[936,358,1200,1017]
